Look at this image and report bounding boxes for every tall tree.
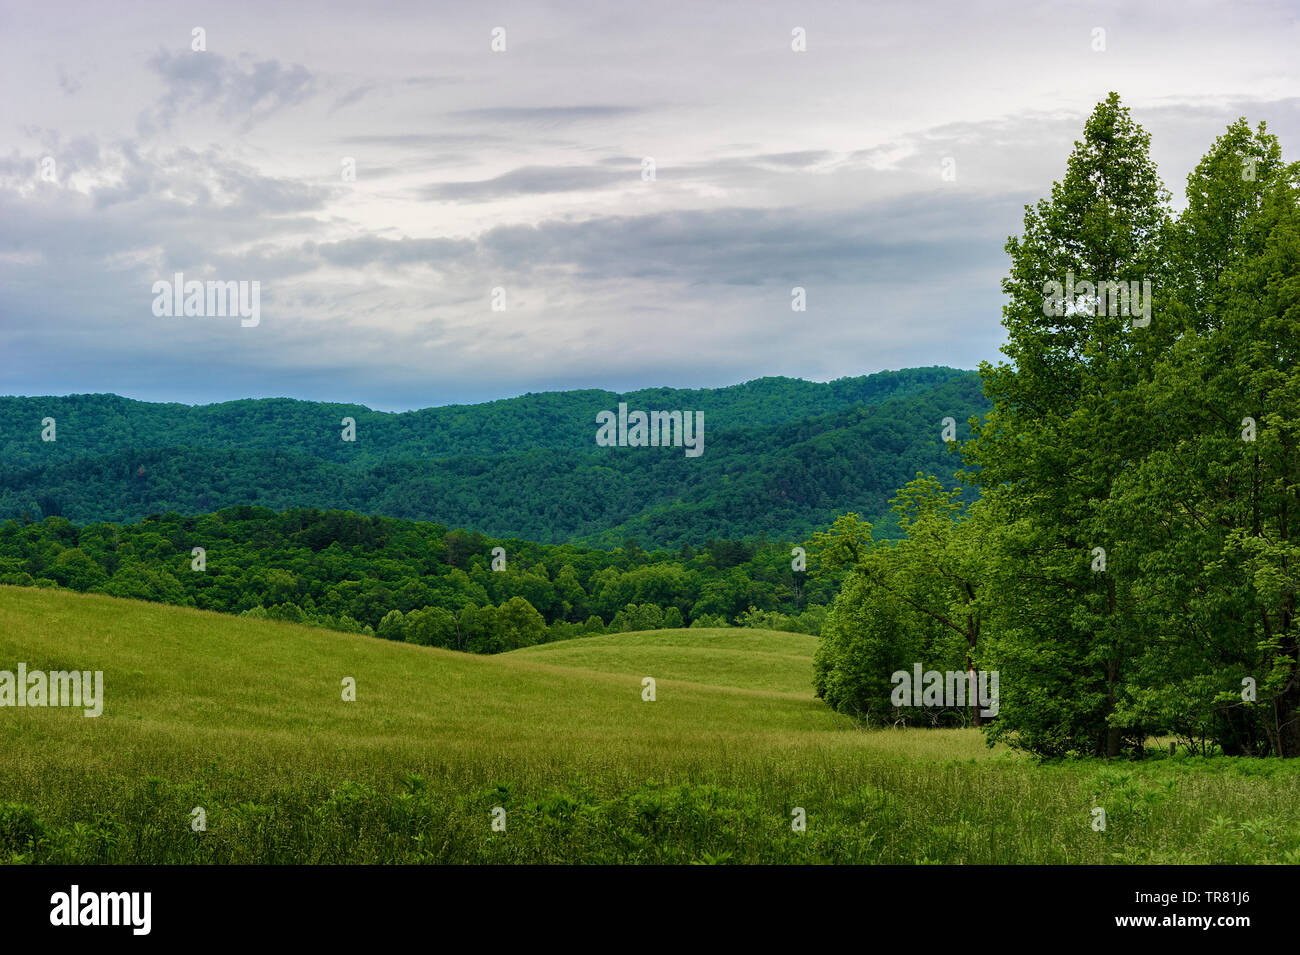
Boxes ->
[969,93,1172,756]
[1111,124,1300,754]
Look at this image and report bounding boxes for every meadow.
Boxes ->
[2,584,1297,864]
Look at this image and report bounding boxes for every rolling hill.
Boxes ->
[0,367,989,544]
[510,628,819,695]
[3,585,1296,864]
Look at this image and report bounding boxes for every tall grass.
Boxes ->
[2,586,1297,863]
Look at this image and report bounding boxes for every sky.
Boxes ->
[1,0,1297,411]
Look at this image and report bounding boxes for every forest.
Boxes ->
[0,506,834,651]
[0,368,986,546]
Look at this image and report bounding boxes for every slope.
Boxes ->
[2,586,1294,865]
[0,370,988,544]
[508,628,818,696]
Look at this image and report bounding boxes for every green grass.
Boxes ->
[509,627,820,695]
[2,585,1299,864]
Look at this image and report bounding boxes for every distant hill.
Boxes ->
[0,367,988,544]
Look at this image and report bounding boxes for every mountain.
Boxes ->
[0,367,988,545]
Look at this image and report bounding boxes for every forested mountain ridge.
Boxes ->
[0,366,968,464]
[0,367,987,545]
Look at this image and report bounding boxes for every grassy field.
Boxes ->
[2,584,1298,864]
[509,627,821,695]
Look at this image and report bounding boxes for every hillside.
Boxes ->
[3,585,1296,864]
[509,629,819,696]
[0,368,988,544]
[0,587,835,768]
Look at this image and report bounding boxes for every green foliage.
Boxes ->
[0,369,988,546]
[973,99,1300,757]
[814,477,987,725]
[816,96,1300,759]
[0,507,831,651]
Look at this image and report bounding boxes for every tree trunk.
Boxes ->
[1104,657,1122,758]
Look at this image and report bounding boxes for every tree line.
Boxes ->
[813,93,1300,759]
[0,506,830,649]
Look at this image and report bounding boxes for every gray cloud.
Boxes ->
[422,164,631,200]
[446,105,645,124]
[57,68,84,96]
[336,132,513,148]
[1,0,1299,410]
[330,83,379,113]
[143,50,315,132]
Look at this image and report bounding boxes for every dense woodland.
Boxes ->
[0,508,833,651]
[814,95,1300,759]
[0,368,986,546]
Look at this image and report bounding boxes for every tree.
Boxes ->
[967,92,1172,756]
[497,596,547,649]
[377,609,406,641]
[813,478,988,726]
[1107,128,1300,755]
[404,607,458,648]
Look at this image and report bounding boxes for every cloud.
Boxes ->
[752,151,833,168]
[446,105,645,125]
[57,68,83,96]
[336,132,513,149]
[421,164,632,200]
[2,0,1299,410]
[314,234,475,269]
[143,50,315,132]
[330,83,379,113]
[416,149,854,202]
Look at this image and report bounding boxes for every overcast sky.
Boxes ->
[1,0,1297,410]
